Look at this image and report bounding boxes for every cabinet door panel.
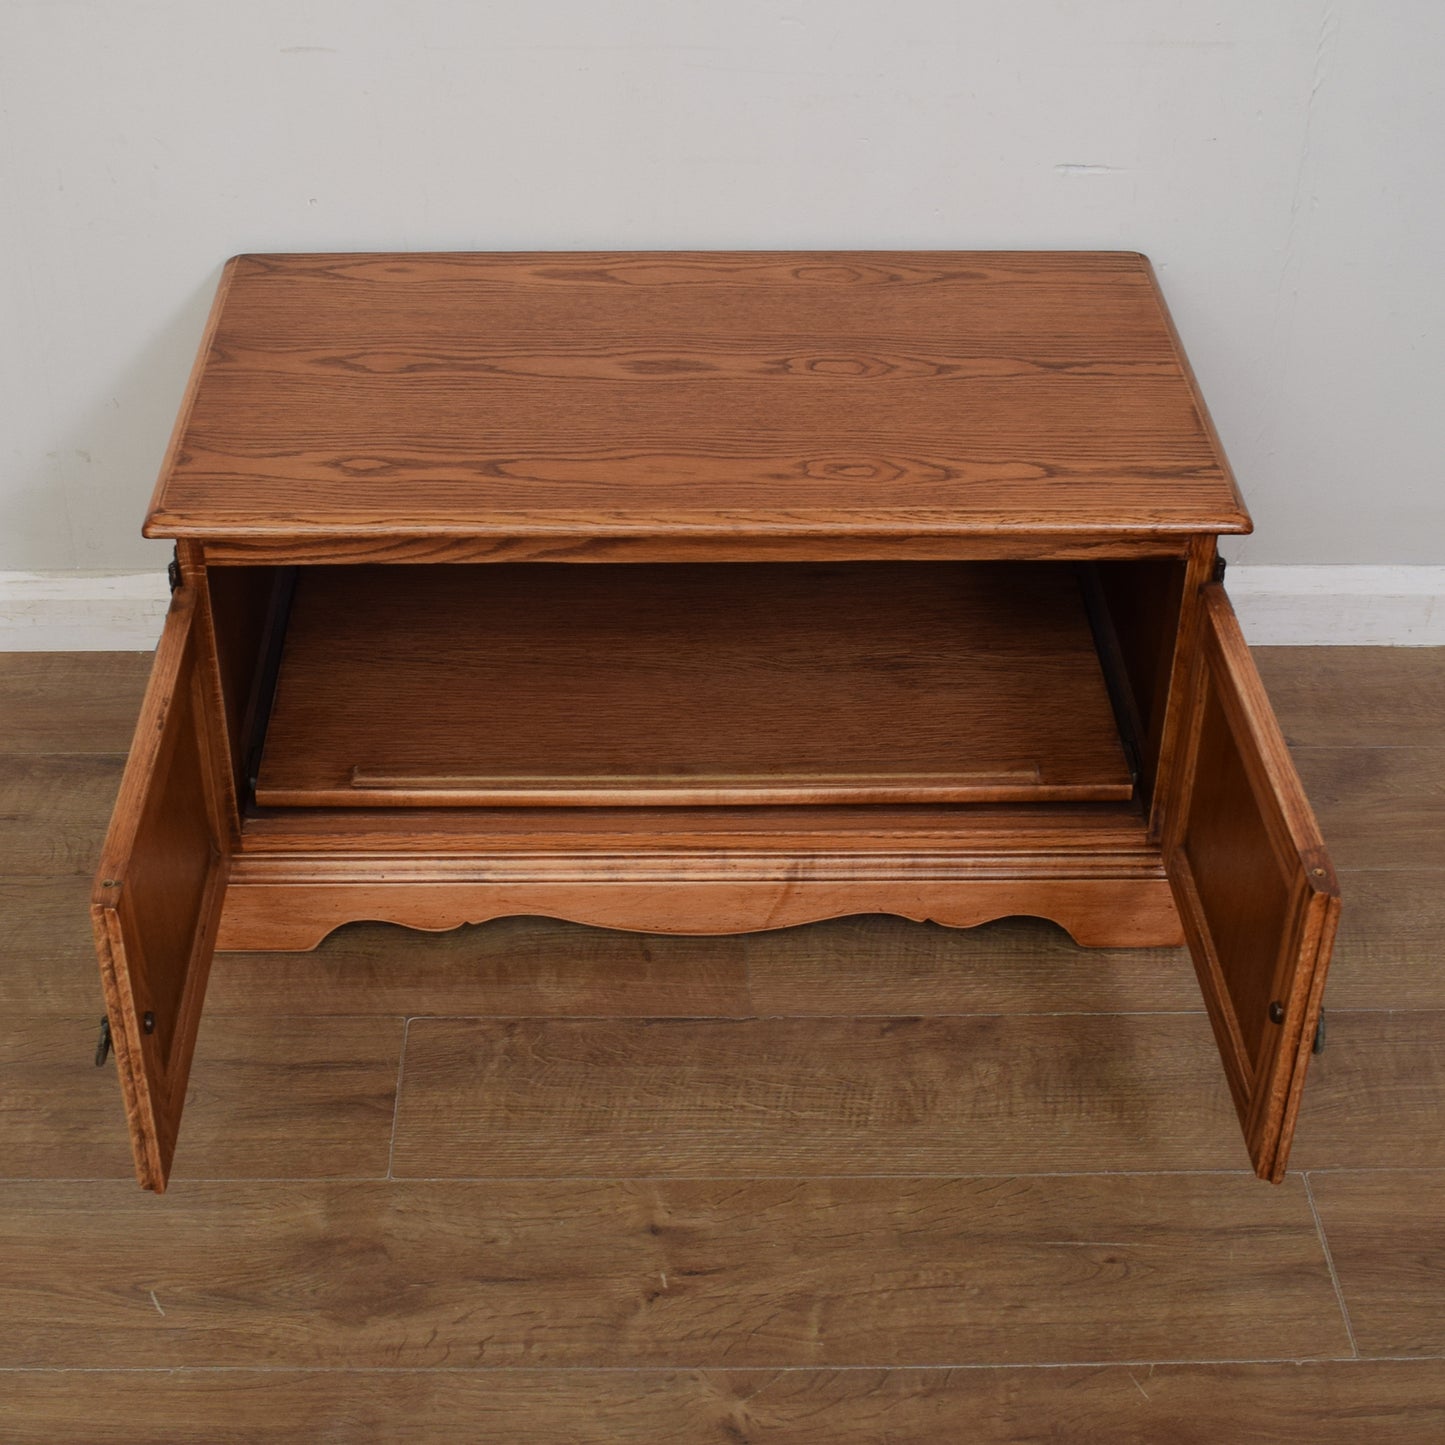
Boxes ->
[1168,584,1339,1181]
[91,587,229,1192]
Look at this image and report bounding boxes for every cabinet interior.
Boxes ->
[208,557,1187,826]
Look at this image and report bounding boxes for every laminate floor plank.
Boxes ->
[1292,748,1445,871]
[1323,871,1445,1010]
[0,877,108,1014]
[391,1014,1242,1178]
[0,1175,1346,1368]
[1309,1170,1445,1358]
[10,876,1442,1025]
[0,755,121,875]
[0,887,749,1019]
[211,917,750,1018]
[0,651,152,754]
[0,1015,403,1181]
[4,644,1441,1418]
[744,915,1197,1015]
[1255,646,1445,749]
[14,879,1445,1022]
[1289,1013,1445,1170]
[4,1361,1444,1445]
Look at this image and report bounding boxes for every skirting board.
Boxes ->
[1,565,1442,650]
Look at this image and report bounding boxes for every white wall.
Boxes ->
[1,0,1441,573]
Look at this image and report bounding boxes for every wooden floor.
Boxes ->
[2,647,1444,1441]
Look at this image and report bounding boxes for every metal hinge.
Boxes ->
[1211,554,1227,584]
[1267,1001,1326,1055]
[167,548,182,592]
[94,1015,112,1067]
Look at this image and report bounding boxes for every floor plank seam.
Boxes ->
[155,1168,1270,1183]
[0,752,131,762]
[384,1016,411,1183]
[0,1168,1277,1183]
[391,1010,1216,1021]
[1290,744,1445,751]
[0,1357,1415,1375]
[2,1167,1277,1179]
[1304,1170,1361,1360]
[1293,1165,1445,1175]
[14,648,1444,1393]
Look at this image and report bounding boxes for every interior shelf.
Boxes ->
[252,561,1134,808]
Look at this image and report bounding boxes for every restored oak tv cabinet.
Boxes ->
[93,251,1339,1192]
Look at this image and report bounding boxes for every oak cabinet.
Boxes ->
[92,252,1338,1190]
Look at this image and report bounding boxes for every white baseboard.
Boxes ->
[0,571,171,651]
[1222,565,1445,646]
[1,565,1442,651]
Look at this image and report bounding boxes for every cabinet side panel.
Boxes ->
[205,565,285,805]
[1093,559,1185,800]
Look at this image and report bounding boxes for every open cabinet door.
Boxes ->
[1168,584,1341,1182]
[92,586,230,1192]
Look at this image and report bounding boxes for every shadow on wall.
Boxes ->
[4,266,226,574]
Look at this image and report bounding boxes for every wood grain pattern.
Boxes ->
[744,914,1197,1015]
[208,917,750,1017]
[216,877,1183,952]
[0,1175,1344,1368]
[1256,646,1445,748]
[207,914,1195,1019]
[390,1014,1243,1178]
[1166,585,1339,1181]
[171,1014,402,1180]
[0,1014,401,1181]
[145,251,1250,554]
[0,877,110,1014]
[8,1362,1445,1444]
[201,532,1195,566]
[1323,871,1445,1009]
[1308,1170,1445,1358]
[1289,1012,1445,1168]
[7,649,1436,1428]
[0,651,151,754]
[220,799,1180,949]
[1146,535,1217,837]
[1089,557,1186,804]
[90,589,231,1191]
[0,754,123,874]
[203,560,284,805]
[93,256,1330,1187]
[1292,747,1445,871]
[0,1014,136,1177]
[234,798,1161,855]
[256,562,1132,808]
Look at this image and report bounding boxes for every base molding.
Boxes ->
[215,877,1185,952]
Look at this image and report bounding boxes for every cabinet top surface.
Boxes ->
[145,251,1250,546]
